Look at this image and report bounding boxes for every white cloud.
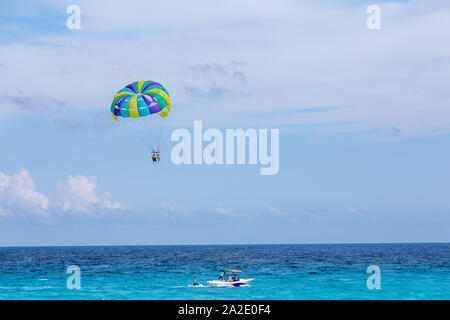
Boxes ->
[0,169,50,216]
[347,207,374,219]
[347,207,367,215]
[210,206,235,216]
[0,170,128,218]
[184,62,248,98]
[57,174,127,214]
[269,206,281,216]
[160,202,177,212]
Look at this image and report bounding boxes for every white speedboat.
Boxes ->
[207,278,254,287]
[207,269,254,287]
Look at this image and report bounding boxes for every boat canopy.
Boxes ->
[225,269,243,273]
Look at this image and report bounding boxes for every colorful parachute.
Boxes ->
[110,80,170,120]
[110,80,171,152]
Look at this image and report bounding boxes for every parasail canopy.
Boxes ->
[110,80,170,121]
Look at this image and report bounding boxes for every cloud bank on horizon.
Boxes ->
[0,0,449,138]
[0,169,49,217]
[0,169,128,218]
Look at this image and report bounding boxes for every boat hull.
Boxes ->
[206,278,254,287]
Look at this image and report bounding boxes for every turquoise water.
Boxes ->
[0,243,448,300]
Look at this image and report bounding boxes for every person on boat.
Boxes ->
[152,153,157,163]
[156,153,160,162]
[193,278,200,286]
[232,273,239,281]
[218,270,226,280]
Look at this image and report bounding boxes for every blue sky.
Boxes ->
[0,0,449,245]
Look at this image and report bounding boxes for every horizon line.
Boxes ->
[0,241,448,248]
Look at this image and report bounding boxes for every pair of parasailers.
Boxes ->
[151,152,160,163]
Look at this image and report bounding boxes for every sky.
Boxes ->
[0,0,449,246]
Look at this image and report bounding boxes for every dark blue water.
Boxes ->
[0,243,448,299]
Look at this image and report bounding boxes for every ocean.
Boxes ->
[0,243,448,300]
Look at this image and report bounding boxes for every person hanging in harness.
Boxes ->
[151,153,157,163]
[156,152,160,162]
